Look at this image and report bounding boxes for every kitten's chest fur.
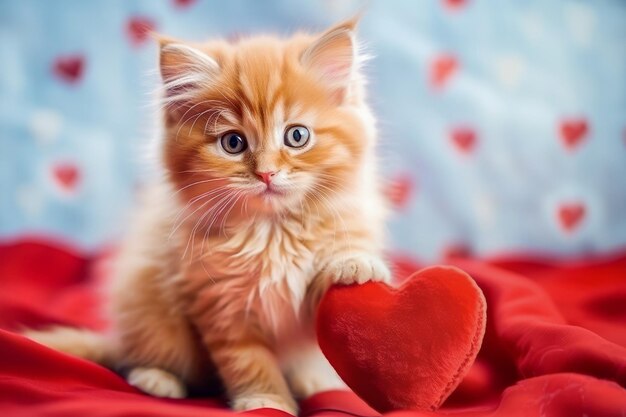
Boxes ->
[181,214,320,338]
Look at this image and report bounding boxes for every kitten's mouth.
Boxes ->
[250,182,292,204]
[262,187,285,197]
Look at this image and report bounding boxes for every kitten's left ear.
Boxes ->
[301,18,360,101]
[158,36,221,105]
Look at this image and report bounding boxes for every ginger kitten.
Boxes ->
[26,18,390,414]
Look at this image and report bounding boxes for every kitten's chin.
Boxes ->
[248,198,284,215]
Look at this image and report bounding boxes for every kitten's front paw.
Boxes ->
[127,367,186,399]
[232,393,297,415]
[326,253,391,286]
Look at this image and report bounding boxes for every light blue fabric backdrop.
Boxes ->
[1,0,625,261]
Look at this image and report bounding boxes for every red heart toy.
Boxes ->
[317,266,486,413]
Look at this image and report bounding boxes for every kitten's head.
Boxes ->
[159,19,376,219]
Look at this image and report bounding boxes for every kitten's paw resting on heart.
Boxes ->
[232,393,298,415]
[326,253,391,285]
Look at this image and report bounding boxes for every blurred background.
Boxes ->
[0,0,625,261]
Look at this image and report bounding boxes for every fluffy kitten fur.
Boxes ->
[26,18,390,414]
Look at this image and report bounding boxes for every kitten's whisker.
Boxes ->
[316,183,352,242]
[173,100,229,142]
[298,198,306,229]
[204,109,228,136]
[171,183,231,222]
[171,188,231,241]
[215,88,238,109]
[188,107,220,134]
[310,184,351,254]
[243,194,250,217]
[199,190,240,256]
[199,201,226,264]
[314,174,352,194]
[172,178,229,196]
[178,169,218,174]
[213,109,228,135]
[184,191,232,261]
[169,185,231,231]
[305,191,335,250]
[173,99,215,141]
[219,191,244,239]
[304,192,322,220]
[210,191,239,238]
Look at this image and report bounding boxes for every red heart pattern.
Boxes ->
[558,202,586,232]
[32,5,619,277]
[317,266,486,412]
[443,243,472,259]
[443,0,468,10]
[559,118,588,150]
[385,174,414,209]
[126,17,155,46]
[173,0,196,7]
[52,55,84,84]
[430,54,458,89]
[52,163,81,192]
[450,126,477,153]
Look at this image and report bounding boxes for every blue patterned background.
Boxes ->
[1,0,625,261]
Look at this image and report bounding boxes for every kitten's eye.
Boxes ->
[220,132,248,155]
[284,125,310,148]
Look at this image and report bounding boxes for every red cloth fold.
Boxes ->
[1,238,625,416]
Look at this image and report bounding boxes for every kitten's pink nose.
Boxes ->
[255,171,277,185]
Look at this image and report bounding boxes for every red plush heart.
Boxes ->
[317,266,486,413]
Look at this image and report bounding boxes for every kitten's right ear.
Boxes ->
[300,18,360,103]
[158,37,220,103]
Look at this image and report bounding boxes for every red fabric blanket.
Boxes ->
[1,238,625,416]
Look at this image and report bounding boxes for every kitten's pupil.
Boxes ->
[229,135,241,149]
[293,129,302,142]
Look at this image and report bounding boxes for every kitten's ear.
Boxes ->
[158,37,220,104]
[301,18,359,100]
